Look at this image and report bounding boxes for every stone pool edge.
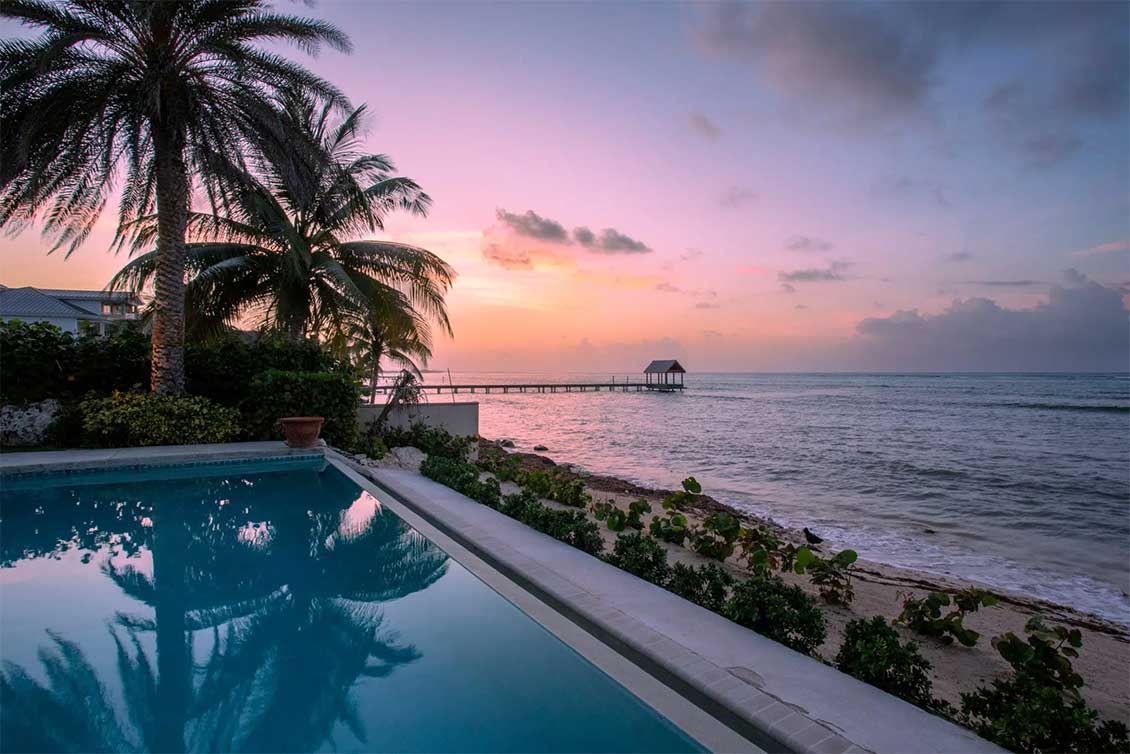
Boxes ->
[339,456,1005,754]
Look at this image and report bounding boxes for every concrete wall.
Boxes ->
[358,401,479,437]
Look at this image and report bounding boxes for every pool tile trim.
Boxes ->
[0,441,323,477]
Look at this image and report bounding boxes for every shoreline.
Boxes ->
[478,438,1130,723]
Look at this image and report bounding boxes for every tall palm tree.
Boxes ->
[109,98,455,348]
[0,1,351,394]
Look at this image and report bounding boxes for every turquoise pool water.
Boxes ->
[0,459,703,753]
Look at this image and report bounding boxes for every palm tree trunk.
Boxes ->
[150,129,190,395]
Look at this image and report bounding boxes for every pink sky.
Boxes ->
[2,2,1127,372]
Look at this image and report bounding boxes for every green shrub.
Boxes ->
[501,491,603,555]
[689,512,741,560]
[365,435,388,460]
[896,588,997,647]
[186,332,347,407]
[605,532,669,584]
[73,325,150,397]
[0,320,142,403]
[520,469,554,498]
[245,369,359,448]
[383,422,473,460]
[960,618,1128,752]
[79,392,240,447]
[723,574,827,656]
[0,320,76,403]
[665,562,733,612]
[835,617,936,710]
[808,549,859,605]
[549,476,590,507]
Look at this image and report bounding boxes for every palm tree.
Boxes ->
[109,98,455,348]
[0,1,351,394]
[345,301,434,403]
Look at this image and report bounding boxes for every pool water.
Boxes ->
[0,460,703,753]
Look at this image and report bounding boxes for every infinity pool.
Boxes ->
[0,458,703,753]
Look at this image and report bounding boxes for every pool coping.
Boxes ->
[337,455,1006,754]
[0,441,324,476]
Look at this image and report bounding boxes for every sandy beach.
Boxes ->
[473,439,1130,725]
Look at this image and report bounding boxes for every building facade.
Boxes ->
[0,286,142,335]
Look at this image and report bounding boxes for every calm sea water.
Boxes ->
[427,372,1130,623]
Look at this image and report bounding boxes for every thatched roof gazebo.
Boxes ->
[643,359,686,389]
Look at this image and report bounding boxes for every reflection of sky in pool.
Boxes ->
[1,461,702,753]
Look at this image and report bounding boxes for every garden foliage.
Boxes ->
[723,573,827,656]
[79,392,240,447]
[835,617,937,710]
[959,618,1129,752]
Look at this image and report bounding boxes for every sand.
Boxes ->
[481,441,1130,725]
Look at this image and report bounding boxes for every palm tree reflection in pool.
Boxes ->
[0,470,448,752]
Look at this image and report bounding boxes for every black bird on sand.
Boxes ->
[803,528,823,545]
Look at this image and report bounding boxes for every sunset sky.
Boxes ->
[2,1,1128,372]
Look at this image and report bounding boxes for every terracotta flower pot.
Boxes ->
[279,416,325,449]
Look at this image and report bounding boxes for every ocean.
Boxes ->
[422,372,1130,623]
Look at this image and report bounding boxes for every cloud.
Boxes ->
[655,281,718,300]
[696,1,1129,141]
[680,249,704,261]
[851,269,1129,371]
[1072,239,1130,258]
[875,175,951,208]
[689,113,720,140]
[719,186,756,208]
[695,301,721,310]
[481,243,532,270]
[781,283,796,294]
[495,208,569,242]
[795,304,808,310]
[574,226,652,254]
[696,2,935,119]
[779,260,852,282]
[944,251,973,262]
[484,209,653,269]
[785,235,832,252]
[1021,131,1083,169]
[963,279,1043,288]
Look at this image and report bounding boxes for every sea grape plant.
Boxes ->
[895,588,997,646]
[662,476,703,511]
[689,512,742,560]
[807,549,859,605]
[649,505,689,544]
[594,499,650,532]
[736,527,817,575]
[959,618,1129,753]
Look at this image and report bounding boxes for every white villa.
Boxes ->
[0,285,142,335]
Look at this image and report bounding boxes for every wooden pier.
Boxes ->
[370,381,685,395]
[372,359,689,396]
